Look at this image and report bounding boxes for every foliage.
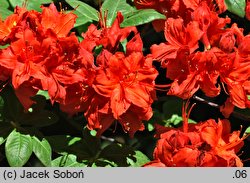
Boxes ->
[0,0,249,167]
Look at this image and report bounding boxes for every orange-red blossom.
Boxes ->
[144,103,246,167]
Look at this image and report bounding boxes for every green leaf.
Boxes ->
[1,0,10,8]
[0,44,10,49]
[20,110,59,127]
[0,137,5,146]
[120,38,127,53]
[81,127,101,156]
[244,126,250,135]
[66,0,99,27]
[46,135,80,154]
[147,123,154,132]
[90,130,97,136]
[9,0,53,11]
[13,93,59,127]
[0,8,13,20]
[0,0,11,20]
[36,90,50,100]
[46,131,101,161]
[32,137,52,166]
[162,96,183,119]
[225,0,246,18]
[94,159,118,167]
[145,109,163,131]
[0,121,13,145]
[127,151,150,167]
[102,0,135,27]
[52,154,86,167]
[5,129,33,167]
[121,9,166,27]
[0,122,13,140]
[234,107,250,120]
[163,114,197,127]
[0,96,4,122]
[99,143,134,166]
[68,137,81,146]
[1,86,23,121]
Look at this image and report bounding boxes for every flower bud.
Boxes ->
[219,32,236,52]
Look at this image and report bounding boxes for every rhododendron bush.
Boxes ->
[0,0,249,167]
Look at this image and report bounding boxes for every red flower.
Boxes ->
[0,4,81,109]
[246,0,250,21]
[218,30,250,110]
[191,1,230,49]
[134,0,186,31]
[40,3,77,37]
[144,103,245,167]
[0,7,27,44]
[60,11,157,136]
[134,0,227,32]
[59,42,97,114]
[151,17,202,81]
[0,29,47,108]
[183,0,226,13]
[88,50,157,137]
[81,12,137,52]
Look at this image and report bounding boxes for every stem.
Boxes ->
[192,95,250,123]
[100,135,116,142]
[182,102,188,133]
[157,95,250,123]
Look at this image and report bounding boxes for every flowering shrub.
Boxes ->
[0,0,249,167]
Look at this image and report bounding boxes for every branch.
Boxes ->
[156,95,250,123]
[192,95,250,123]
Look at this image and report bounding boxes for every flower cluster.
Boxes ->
[136,0,250,117]
[144,103,245,167]
[135,0,226,31]
[134,0,249,166]
[0,1,248,167]
[0,4,158,137]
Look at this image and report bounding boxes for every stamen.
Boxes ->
[219,134,250,151]
[22,0,28,8]
[242,157,250,162]
[182,100,196,133]
[113,120,118,133]
[221,82,229,95]
[155,84,171,88]
[0,80,9,92]
[59,2,63,13]
[154,84,171,92]
[136,0,154,6]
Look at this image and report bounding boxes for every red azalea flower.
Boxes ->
[0,6,27,44]
[40,3,77,37]
[246,0,250,21]
[191,1,230,49]
[0,29,46,80]
[134,0,226,32]
[0,14,19,44]
[134,0,187,31]
[82,24,156,136]
[151,18,203,81]
[40,34,85,104]
[59,10,157,136]
[89,50,157,137]
[0,4,82,109]
[59,43,97,114]
[144,102,246,167]
[183,0,226,13]
[82,12,137,52]
[218,31,250,110]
